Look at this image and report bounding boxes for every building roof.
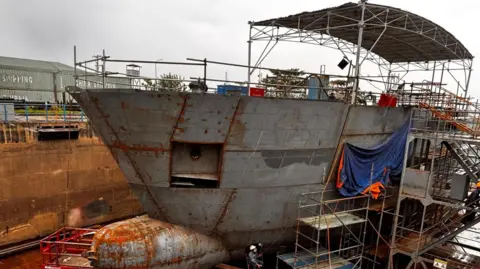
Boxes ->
[0,56,74,73]
[252,2,473,63]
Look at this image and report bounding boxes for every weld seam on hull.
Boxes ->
[88,94,167,220]
[210,189,238,236]
[223,98,242,145]
[168,95,189,190]
[218,98,242,185]
[169,95,188,143]
[326,105,352,185]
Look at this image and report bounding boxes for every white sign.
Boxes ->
[1,74,33,84]
[433,258,447,269]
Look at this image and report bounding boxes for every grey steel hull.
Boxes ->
[71,90,410,253]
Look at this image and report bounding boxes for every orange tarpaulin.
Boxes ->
[361,182,385,199]
[336,151,345,189]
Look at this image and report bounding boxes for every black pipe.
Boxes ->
[0,240,40,258]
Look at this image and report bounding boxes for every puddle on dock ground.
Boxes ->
[0,249,42,269]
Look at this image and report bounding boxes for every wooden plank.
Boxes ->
[300,212,365,230]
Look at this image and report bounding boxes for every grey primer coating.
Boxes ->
[71,90,410,253]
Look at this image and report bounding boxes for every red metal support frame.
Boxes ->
[40,227,96,269]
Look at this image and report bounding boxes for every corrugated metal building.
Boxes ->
[0,56,132,103]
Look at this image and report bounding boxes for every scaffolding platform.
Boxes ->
[277,248,357,269]
[300,213,366,230]
[283,189,375,269]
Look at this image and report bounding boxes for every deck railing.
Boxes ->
[0,103,87,123]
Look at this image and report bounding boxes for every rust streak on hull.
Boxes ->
[210,189,238,236]
[218,98,242,185]
[169,95,189,186]
[170,95,189,142]
[89,95,167,220]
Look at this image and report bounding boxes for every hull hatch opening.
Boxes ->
[170,142,222,188]
[37,125,80,141]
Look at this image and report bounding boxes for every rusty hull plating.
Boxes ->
[70,90,411,253]
[88,215,230,269]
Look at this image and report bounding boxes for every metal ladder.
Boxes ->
[417,200,480,256]
[443,141,480,180]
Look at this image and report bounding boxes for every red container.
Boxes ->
[378,93,397,107]
[249,87,265,97]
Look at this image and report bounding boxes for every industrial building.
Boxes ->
[0,56,132,104]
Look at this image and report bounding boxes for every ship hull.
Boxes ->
[71,90,410,252]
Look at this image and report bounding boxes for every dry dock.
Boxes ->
[0,121,143,248]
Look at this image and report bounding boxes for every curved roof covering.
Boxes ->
[252,2,473,63]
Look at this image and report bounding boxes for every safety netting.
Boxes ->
[336,119,410,199]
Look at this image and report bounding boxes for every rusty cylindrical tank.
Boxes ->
[85,215,230,269]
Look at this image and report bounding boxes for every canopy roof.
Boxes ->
[252,2,473,63]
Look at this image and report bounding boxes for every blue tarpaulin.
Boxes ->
[337,119,410,198]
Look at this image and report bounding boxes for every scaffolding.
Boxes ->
[247,2,480,268]
[271,86,480,269]
[248,2,473,106]
[385,89,480,269]
[276,165,394,269]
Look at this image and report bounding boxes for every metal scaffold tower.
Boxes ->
[247,2,480,268]
[275,89,480,269]
[277,166,391,269]
[386,89,480,269]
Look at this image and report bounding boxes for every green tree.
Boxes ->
[260,68,308,98]
[156,73,187,92]
[142,73,187,92]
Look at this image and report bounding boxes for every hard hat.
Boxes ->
[250,245,256,251]
[476,182,480,188]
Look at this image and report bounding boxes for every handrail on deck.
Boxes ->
[0,103,87,123]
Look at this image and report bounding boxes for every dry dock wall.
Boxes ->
[0,122,143,247]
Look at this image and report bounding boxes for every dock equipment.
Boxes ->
[40,227,96,269]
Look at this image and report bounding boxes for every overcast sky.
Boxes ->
[1,0,478,96]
